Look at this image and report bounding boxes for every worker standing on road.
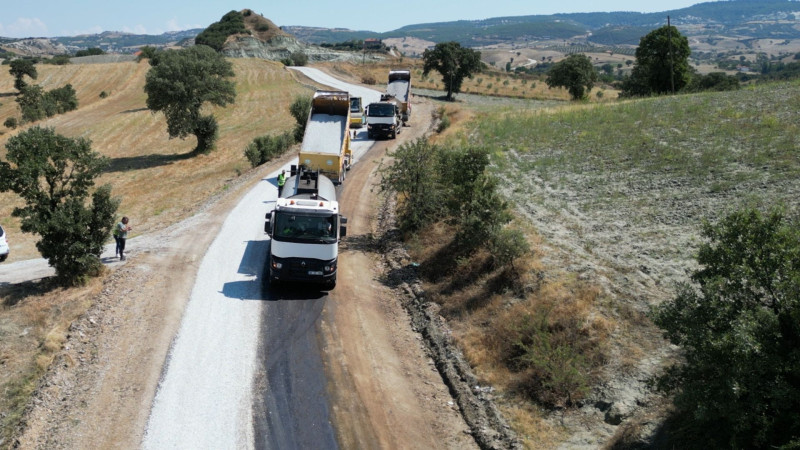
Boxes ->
[277,170,286,197]
[114,216,132,260]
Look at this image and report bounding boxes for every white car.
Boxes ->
[0,224,8,262]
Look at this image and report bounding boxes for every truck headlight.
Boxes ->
[324,263,335,273]
[272,260,282,269]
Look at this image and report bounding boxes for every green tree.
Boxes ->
[652,208,800,448]
[623,25,691,96]
[422,42,482,101]
[546,54,598,100]
[9,58,37,92]
[289,94,312,142]
[0,127,119,285]
[144,45,236,153]
[137,46,160,63]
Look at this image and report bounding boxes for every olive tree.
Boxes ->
[0,127,119,285]
[546,54,598,100]
[144,45,236,153]
[422,42,482,101]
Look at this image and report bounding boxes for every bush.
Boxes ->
[289,95,312,142]
[489,227,529,268]
[193,115,219,154]
[435,106,450,133]
[244,131,295,167]
[361,75,376,85]
[496,298,603,408]
[4,117,17,129]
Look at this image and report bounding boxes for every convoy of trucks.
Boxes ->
[299,90,352,184]
[264,166,347,289]
[264,72,412,290]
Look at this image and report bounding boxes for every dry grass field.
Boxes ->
[0,58,309,261]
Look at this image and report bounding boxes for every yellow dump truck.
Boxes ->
[299,90,352,184]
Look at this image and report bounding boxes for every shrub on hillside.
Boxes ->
[4,117,17,129]
[244,132,295,168]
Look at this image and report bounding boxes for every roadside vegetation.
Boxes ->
[381,78,800,447]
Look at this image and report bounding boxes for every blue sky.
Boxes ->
[2,1,707,38]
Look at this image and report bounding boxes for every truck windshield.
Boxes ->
[273,212,337,243]
[368,104,395,117]
[350,98,361,112]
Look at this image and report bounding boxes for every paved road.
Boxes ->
[142,69,381,449]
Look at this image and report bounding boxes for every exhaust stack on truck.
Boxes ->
[264,167,347,289]
[299,90,352,184]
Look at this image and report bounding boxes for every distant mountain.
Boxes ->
[3,0,800,57]
[50,29,203,54]
[286,0,800,46]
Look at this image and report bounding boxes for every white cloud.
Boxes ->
[165,18,201,32]
[122,24,149,35]
[0,17,49,38]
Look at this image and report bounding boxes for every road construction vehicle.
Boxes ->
[299,90,352,184]
[264,167,347,289]
[349,96,365,128]
[386,69,411,125]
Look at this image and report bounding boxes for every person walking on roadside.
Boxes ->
[114,216,132,260]
[277,170,287,197]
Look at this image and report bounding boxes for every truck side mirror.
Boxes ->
[264,215,272,235]
[339,216,347,238]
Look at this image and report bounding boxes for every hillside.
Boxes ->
[0,58,308,261]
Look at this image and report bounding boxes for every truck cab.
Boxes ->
[264,167,347,289]
[365,101,399,139]
[349,96,365,128]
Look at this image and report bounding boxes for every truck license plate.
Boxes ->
[308,271,323,276]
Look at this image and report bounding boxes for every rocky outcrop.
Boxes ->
[2,38,71,57]
[221,34,382,63]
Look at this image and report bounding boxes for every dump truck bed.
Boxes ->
[300,113,348,155]
[386,80,410,102]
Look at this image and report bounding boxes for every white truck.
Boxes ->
[365,99,400,140]
[264,167,347,289]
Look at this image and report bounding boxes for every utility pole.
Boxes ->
[667,16,675,94]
